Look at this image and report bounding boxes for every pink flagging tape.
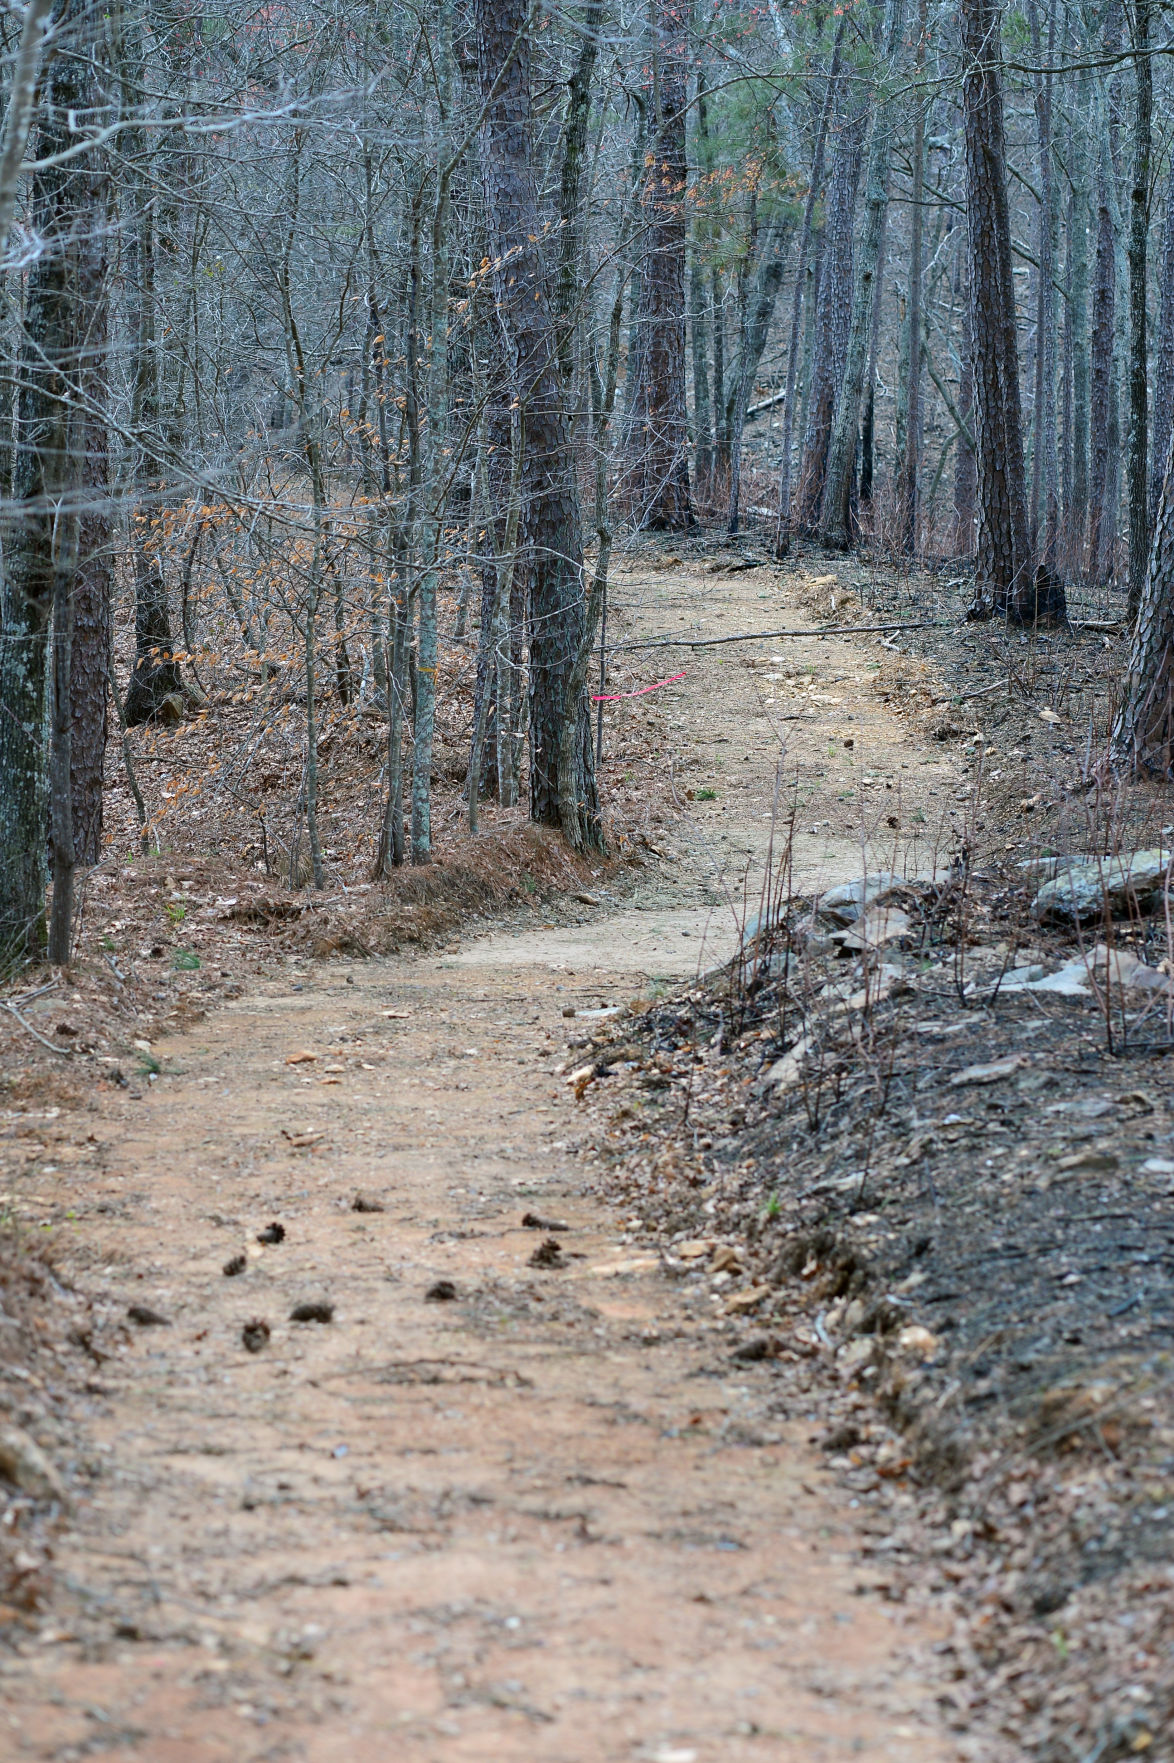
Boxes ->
[591,671,686,703]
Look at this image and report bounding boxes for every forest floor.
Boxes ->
[0,539,1171,1761]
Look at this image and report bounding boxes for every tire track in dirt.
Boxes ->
[0,559,969,1762]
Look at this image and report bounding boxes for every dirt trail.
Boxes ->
[2,560,968,1762]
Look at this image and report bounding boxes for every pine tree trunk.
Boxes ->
[622,0,691,529]
[476,0,600,845]
[961,0,1053,620]
[1111,450,1174,774]
[793,98,867,535]
[1126,0,1152,615]
[1026,0,1059,571]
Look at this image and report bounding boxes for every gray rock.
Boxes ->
[1031,850,1173,922]
[0,1422,66,1504]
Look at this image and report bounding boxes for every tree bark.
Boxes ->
[123,198,182,726]
[1126,0,1152,616]
[1111,448,1174,774]
[1064,109,1090,562]
[1026,0,1059,572]
[1151,155,1174,526]
[727,207,794,533]
[1088,136,1116,580]
[896,0,927,554]
[953,269,978,555]
[0,0,101,966]
[773,18,844,556]
[819,0,902,552]
[961,0,1055,620]
[792,96,867,536]
[622,0,691,529]
[554,0,603,387]
[68,126,112,869]
[476,0,600,846]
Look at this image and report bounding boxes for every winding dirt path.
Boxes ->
[2,557,968,1762]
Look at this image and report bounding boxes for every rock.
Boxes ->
[127,1304,171,1327]
[834,905,911,952]
[425,1280,458,1301]
[896,1325,940,1361]
[723,1285,769,1314]
[817,872,905,927]
[1031,850,1173,922]
[711,1244,742,1274]
[839,1336,876,1371]
[223,1253,247,1277]
[759,966,906,1093]
[256,1222,286,1245]
[1000,943,1174,999]
[949,1055,1025,1088]
[0,1422,66,1503]
[1055,1146,1119,1174]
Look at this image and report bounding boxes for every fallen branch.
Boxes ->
[2,999,72,1057]
[616,620,944,652]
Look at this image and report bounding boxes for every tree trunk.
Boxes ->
[476,0,600,846]
[1111,450,1174,774]
[1126,0,1152,616]
[1064,115,1090,564]
[554,0,603,386]
[623,0,691,529]
[896,0,927,554]
[726,205,794,533]
[774,18,845,555]
[953,274,978,555]
[70,315,113,867]
[961,0,1054,621]
[1026,0,1059,572]
[124,199,182,726]
[66,83,112,868]
[1150,156,1174,526]
[792,97,867,536]
[0,0,100,966]
[689,243,713,501]
[819,0,902,551]
[1088,140,1116,580]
